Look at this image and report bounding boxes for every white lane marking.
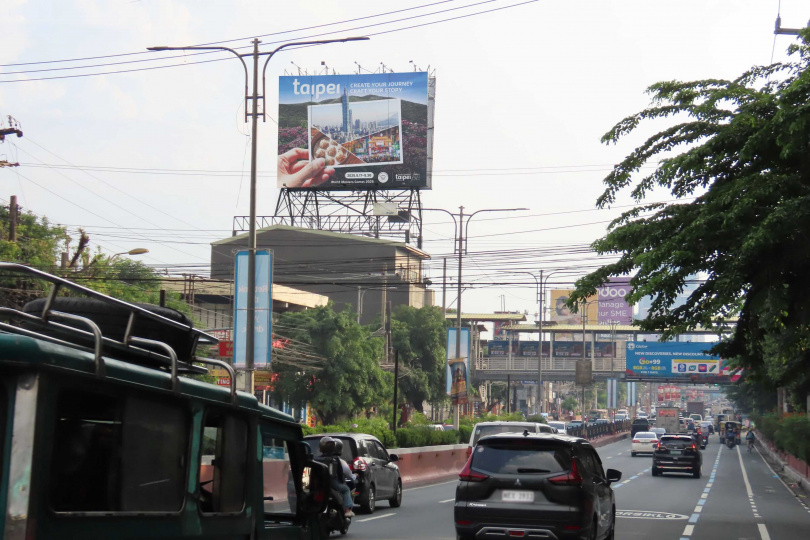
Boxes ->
[357,513,395,522]
[754,444,810,514]
[758,523,771,540]
[617,452,623,455]
[694,506,702,513]
[736,445,754,498]
[403,480,457,492]
[700,493,708,499]
[439,498,454,503]
[682,524,694,536]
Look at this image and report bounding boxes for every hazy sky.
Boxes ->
[1,0,805,323]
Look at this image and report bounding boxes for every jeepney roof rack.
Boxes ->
[0,263,237,402]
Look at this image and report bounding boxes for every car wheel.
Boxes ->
[590,516,598,540]
[651,467,659,477]
[605,506,616,540]
[631,451,637,457]
[361,484,376,513]
[693,466,701,479]
[389,479,402,508]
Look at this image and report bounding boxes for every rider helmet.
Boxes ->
[319,436,336,454]
[334,438,344,456]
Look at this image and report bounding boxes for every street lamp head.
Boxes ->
[147,46,170,51]
[127,248,150,256]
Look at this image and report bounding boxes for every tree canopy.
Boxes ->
[390,305,448,412]
[569,33,810,409]
[271,305,390,424]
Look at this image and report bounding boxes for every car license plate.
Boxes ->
[502,490,534,503]
[670,449,682,455]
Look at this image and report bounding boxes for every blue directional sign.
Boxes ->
[233,250,273,368]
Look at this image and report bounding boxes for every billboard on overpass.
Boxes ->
[278,72,432,190]
[625,341,735,382]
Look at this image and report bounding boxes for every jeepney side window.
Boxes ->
[260,423,299,521]
[0,383,6,491]
[49,390,188,513]
[199,410,248,514]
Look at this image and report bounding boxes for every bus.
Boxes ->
[0,263,329,539]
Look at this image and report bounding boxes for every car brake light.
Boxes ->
[459,458,489,482]
[352,457,367,472]
[549,458,583,485]
[456,520,474,526]
[509,531,526,537]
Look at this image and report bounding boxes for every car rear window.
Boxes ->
[635,432,657,439]
[659,438,693,449]
[471,441,570,475]
[473,425,535,446]
[304,437,355,462]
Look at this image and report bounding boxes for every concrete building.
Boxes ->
[210,225,433,325]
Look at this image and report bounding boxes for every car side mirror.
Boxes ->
[606,469,622,485]
[299,458,330,516]
[388,453,399,462]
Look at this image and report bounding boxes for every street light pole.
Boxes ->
[424,206,528,428]
[148,36,369,393]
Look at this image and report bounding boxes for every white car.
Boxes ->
[631,431,660,456]
[548,421,567,434]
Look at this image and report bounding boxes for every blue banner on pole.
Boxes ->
[233,250,273,369]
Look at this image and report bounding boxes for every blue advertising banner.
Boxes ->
[233,250,273,369]
[625,341,724,380]
[278,72,430,190]
[447,328,471,405]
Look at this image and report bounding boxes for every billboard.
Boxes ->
[277,72,431,190]
[233,250,273,369]
[549,290,597,325]
[625,341,734,381]
[447,328,471,405]
[597,277,632,325]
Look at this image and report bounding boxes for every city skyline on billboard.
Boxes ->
[278,72,431,190]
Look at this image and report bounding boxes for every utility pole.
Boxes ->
[442,258,447,314]
[8,195,18,242]
[454,206,464,429]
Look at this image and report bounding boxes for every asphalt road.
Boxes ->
[345,437,810,540]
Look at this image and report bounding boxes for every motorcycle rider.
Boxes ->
[746,428,755,452]
[316,437,354,518]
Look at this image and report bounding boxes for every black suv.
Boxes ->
[631,418,650,437]
[303,433,401,513]
[455,432,621,540]
[652,435,702,478]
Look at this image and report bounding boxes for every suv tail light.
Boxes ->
[549,458,583,486]
[459,458,489,482]
[352,457,367,472]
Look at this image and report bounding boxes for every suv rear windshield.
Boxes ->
[304,437,355,462]
[473,425,535,446]
[659,437,693,449]
[472,441,570,475]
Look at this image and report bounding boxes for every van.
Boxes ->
[0,263,329,539]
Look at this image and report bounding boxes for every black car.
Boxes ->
[455,432,621,540]
[631,418,650,437]
[303,433,401,513]
[652,435,702,478]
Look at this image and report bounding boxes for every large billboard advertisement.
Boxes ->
[597,277,632,325]
[278,72,431,190]
[549,290,597,325]
[625,341,735,381]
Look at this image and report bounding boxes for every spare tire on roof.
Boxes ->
[22,297,198,366]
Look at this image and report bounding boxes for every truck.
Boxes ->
[686,401,705,420]
[656,406,682,434]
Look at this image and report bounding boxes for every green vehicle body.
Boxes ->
[0,263,328,539]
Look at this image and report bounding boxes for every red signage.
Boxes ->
[219,340,234,357]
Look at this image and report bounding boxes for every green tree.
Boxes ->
[271,305,390,424]
[569,33,810,410]
[561,395,579,413]
[390,305,448,413]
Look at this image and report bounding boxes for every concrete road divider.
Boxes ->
[394,444,469,488]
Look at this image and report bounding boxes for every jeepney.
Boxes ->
[0,263,328,539]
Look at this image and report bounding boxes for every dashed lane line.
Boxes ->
[439,498,454,503]
[357,513,395,523]
[679,444,721,538]
[736,444,772,540]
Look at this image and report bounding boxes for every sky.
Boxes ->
[1,0,807,328]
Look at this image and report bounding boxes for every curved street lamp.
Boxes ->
[109,248,149,263]
[148,36,369,393]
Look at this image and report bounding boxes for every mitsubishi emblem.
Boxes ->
[515,479,522,487]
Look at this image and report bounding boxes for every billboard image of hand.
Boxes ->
[277,148,335,188]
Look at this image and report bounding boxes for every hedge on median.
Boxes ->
[752,413,810,463]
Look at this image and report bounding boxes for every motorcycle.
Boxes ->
[726,433,736,449]
[319,474,356,537]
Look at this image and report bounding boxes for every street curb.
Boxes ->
[755,431,810,493]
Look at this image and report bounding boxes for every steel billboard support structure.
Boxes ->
[148,36,368,393]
